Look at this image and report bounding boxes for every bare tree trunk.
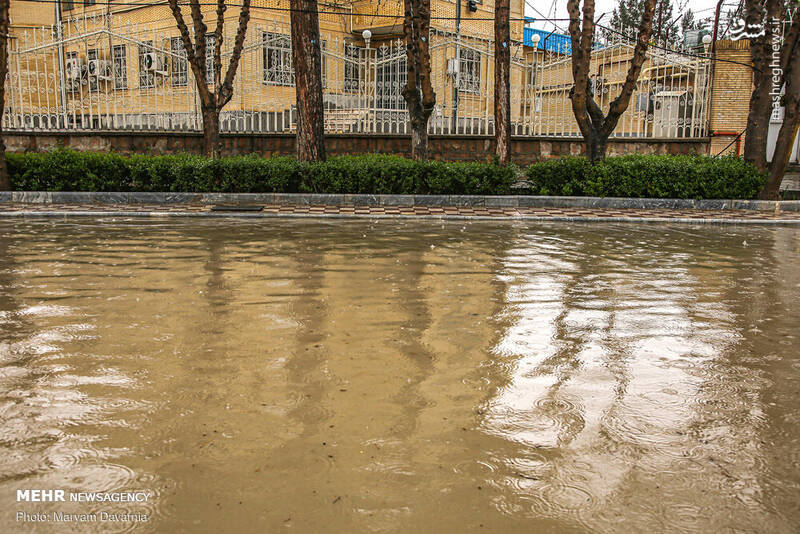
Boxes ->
[743,0,783,174]
[760,42,800,199]
[402,0,436,160]
[494,0,511,164]
[586,130,607,163]
[408,101,431,160]
[290,0,326,162]
[567,0,656,164]
[202,105,221,158]
[741,0,800,198]
[0,0,9,190]
[762,103,799,199]
[168,0,251,159]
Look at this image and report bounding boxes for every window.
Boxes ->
[112,45,127,90]
[321,40,327,89]
[84,0,96,5]
[171,37,188,87]
[62,0,74,11]
[205,35,216,85]
[87,49,98,92]
[262,32,294,86]
[344,42,361,93]
[458,48,480,94]
[139,41,155,88]
[65,51,79,93]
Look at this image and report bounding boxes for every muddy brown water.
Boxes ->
[0,219,798,533]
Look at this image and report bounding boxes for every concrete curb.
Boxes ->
[1,210,798,225]
[0,192,798,212]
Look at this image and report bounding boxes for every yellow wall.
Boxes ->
[10,0,56,33]
[708,40,752,156]
[18,0,524,120]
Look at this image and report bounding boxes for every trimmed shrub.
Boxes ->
[6,150,516,195]
[524,155,766,199]
[6,149,764,199]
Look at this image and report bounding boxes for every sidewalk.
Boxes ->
[2,201,800,224]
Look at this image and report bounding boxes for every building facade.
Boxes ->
[4,0,721,145]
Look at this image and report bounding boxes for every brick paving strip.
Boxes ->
[0,193,799,224]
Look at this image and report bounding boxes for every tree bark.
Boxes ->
[408,98,431,160]
[202,105,221,158]
[290,0,326,162]
[586,130,607,163]
[743,0,782,174]
[402,0,436,160]
[760,39,800,199]
[0,0,10,190]
[494,0,511,164]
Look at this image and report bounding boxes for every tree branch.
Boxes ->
[567,0,594,137]
[779,16,799,85]
[414,0,435,108]
[189,0,208,79]
[403,0,420,103]
[167,0,211,104]
[605,0,656,132]
[218,0,251,107]
[214,0,226,89]
[586,80,604,124]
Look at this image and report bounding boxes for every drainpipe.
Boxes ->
[452,0,461,133]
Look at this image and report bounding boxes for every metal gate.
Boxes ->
[3,14,712,139]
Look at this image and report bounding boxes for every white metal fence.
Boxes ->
[4,13,712,139]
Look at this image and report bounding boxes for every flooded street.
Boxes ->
[0,219,798,533]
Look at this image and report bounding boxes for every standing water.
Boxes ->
[0,219,798,533]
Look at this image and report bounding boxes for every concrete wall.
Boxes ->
[3,132,710,164]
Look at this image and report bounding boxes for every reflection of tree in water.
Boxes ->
[0,222,24,344]
[480,224,796,532]
[283,238,329,430]
[0,222,162,528]
[267,221,518,532]
[686,226,800,527]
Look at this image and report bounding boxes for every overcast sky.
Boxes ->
[523,0,738,34]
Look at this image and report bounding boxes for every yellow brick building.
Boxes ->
[4,0,524,132]
[10,0,56,32]
[4,0,735,146]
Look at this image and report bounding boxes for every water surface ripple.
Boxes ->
[0,219,798,533]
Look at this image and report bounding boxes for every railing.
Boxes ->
[3,13,712,139]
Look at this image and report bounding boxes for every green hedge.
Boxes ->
[523,154,765,199]
[6,150,765,199]
[7,150,517,195]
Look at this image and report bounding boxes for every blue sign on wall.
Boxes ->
[523,26,573,55]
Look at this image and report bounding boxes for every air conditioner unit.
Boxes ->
[65,58,84,81]
[88,59,112,80]
[446,58,459,77]
[144,52,168,75]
